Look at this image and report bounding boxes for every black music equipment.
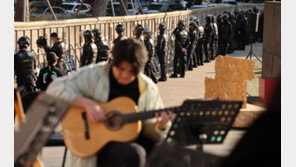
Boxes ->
[245,13,262,63]
[164,99,243,150]
[14,93,70,167]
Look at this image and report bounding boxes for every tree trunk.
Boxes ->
[119,0,128,16]
[92,0,109,17]
[15,0,29,22]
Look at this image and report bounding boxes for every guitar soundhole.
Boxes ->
[104,111,123,131]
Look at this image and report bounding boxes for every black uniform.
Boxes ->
[187,26,197,70]
[216,15,223,56]
[94,38,110,63]
[211,17,218,60]
[203,17,214,62]
[43,41,67,73]
[144,37,158,84]
[227,13,236,54]
[171,25,190,77]
[36,66,63,91]
[220,17,231,56]
[133,24,144,43]
[113,35,128,46]
[236,13,248,50]
[80,42,98,67]
[156,30,167,81]
[14,50,37,93]
[195,25,204,66]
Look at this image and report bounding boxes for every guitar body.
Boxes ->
[62,97,142,157]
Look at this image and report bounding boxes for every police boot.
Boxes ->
[210,53,215,60]
[204,58,211,63]
[158,77,167,82]
[170,73,178,78]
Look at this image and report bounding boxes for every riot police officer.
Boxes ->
[92,29,110,63]
[37,32,67,74]
[80,30,98,67]
[113,24,128,46]
[187,21,198,70]
[216,14,223,56]
[14,36,37,93]
[170,20,190,78]
[36,52,64,91]
[211,15,218,60]
[219,14,231,56]
[156,23,167,82]
[133,24,144,43]
[203,15,214,62]
[236,11,248,50]
[195,18,204,66]
[227,12,236,54]
[143,28,158,84]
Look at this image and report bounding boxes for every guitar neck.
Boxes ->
[121,106,179,124]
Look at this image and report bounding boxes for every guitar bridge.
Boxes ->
[82,112,90,140]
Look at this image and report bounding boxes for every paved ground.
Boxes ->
[40,42,263,167]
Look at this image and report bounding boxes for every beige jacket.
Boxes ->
[46,62,171,167]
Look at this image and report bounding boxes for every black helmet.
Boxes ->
[36,36,47,48]
[92,29,101,38]
[50,32,61,40]
[133,24,143,32]
[47,52,59,65]
[189,21,198,29]
[83,30,93,40]
[177,20,186,30]
[205,15,212,22]
[115,24,125,34]
[190,15,196,21]
[17,36,30,48]
[143,28,151,36]
[222,14,228,20]
[158,23,166,31]
[253,6,259,13]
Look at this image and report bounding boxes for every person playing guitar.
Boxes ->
[46,39,174,167]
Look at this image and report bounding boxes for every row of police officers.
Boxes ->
[14,7,263,95]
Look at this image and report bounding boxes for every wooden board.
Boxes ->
[204,56,254,108]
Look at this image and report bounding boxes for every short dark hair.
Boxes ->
[111,38,148,74]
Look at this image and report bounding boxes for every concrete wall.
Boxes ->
[262,2,281,78]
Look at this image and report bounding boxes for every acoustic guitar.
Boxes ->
[62,96,194,157]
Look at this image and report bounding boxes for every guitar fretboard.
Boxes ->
[121,107,179,124]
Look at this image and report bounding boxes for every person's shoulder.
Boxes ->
[138,73,158,91]
[78,62,110,74]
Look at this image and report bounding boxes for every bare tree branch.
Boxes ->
[74,0,86,18]
[135,0,144,14]
[119,0,128,16]
[45,0,57,20]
